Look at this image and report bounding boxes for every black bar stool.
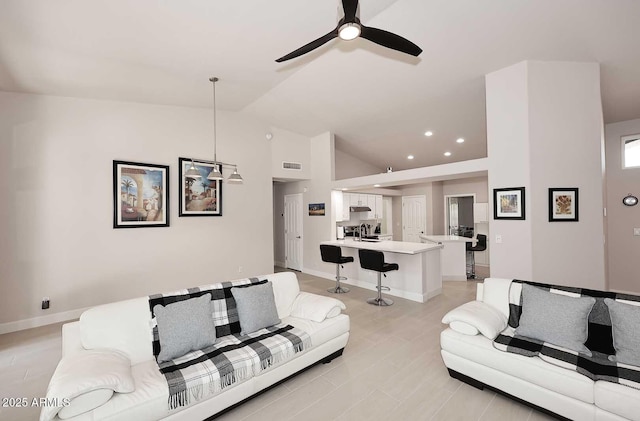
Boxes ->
[467,234,487,279]
[358,249,398,306]
[320,245,353,294]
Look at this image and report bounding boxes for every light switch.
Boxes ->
[495,235,503,244]
[634,228,640,236]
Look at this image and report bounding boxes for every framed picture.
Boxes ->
[113,160,169,228]
[178,157,222,217]
[309,203,325,216]
[493,187,526,220]
[549,188,579,222]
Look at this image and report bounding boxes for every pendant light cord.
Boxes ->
[210,76,219,164]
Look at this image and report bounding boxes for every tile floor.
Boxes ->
[0,268,555,421]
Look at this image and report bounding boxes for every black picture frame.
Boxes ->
[178,157,223,217]
[493,187,526,220]
[113,160,170,228]
[549,188,579,222]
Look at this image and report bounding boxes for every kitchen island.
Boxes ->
[320,239,443,303]
[419,235,474,281]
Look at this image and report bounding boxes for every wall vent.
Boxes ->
[282,161,302,170]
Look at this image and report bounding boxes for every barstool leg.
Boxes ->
[469,251,476,279]
[367,272,393,306]
[328,264,350,294]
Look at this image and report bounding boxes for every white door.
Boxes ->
[402,195,427,242]
[284,194,303,271]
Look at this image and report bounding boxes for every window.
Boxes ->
[622,134,640,168]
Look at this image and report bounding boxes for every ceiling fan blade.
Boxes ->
[342,0,359,22]
[276,29,339,62]
[360,26,422,57]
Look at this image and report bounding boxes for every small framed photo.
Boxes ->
[309,203,325,216]
[178,157,222,217]
[113,160,169,228]
[493,187,526,220]
[549,188,579,222]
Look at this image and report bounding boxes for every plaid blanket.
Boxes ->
[494,280,640,389]
[148,278,312,409]
[158,324,311,409]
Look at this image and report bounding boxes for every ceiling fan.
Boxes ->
[275,0,422,62]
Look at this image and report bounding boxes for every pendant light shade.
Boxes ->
[207,165,223,181]
[185,160,201,178]
[227,167,243,183]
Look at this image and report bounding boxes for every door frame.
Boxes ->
[444,193,476,236]
[284,193,303,271]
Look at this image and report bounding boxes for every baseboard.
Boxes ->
[0,307,88,334]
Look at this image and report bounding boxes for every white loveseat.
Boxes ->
[43,271,350,421]
[440,278,640,421]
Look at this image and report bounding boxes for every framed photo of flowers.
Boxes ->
[113,160,169,228]
[178,157,222,217]
[549,188,579,222]
[493,187,526,220]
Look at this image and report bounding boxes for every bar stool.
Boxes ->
[320,245,353,293]
[467,234,487,279]
[358,249,398,306]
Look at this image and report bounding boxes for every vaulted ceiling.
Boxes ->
[1,0,639,171]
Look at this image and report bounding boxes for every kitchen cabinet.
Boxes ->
[375,195,383,219]
[342,192,351,221]
[366,195,376,219]
[333,190,344,222]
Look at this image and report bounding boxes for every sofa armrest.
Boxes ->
[442,301,507,340]
[62,321,84,358]
[290,292,346,322]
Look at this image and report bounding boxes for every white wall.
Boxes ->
[270,127,311,180]
[604,118,640,293]
[0,92,274,330]
[486,61,605,289]
[334,148,382,180]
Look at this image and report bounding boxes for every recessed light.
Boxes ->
[444,152,452,157]
[424,131,433,137]
[407,155,414,160]
[374,184,381,187]
[341,188,348,191]
[456,138,465,143]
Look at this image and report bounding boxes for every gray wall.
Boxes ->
[0,91,274,330]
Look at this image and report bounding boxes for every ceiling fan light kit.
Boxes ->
[276,0,422,62]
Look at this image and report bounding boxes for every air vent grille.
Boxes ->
[282,161,302,170]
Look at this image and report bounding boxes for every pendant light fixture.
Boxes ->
[206,77,243,183]
[185,159,202,178]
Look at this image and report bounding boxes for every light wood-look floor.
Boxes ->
[0,268,555,421]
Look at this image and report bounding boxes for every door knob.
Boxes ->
[296,236,301,239]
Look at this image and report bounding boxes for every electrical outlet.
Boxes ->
[42,297,50,310]
[495,235,503,244]
[634,228,640,236]
[238,266,243,273]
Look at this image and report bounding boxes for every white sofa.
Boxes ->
[440,278,640,421]
[44,272,350,421]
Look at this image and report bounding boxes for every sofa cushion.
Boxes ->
[449,321,479,336]
[480,278,512,318]
[290,292,346,322]
[57,389,113,419]
[595,380,640,421]
[604,298,640,367]
[153,294,217,363]
[41,349,135,421]
[265,272,301,319]
[231,282,281,335]
[80,297,153,365]
[442,300,507,339]
[516,284,595,355]
[441,328,595,403]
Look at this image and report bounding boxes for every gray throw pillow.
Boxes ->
[231,281,281,335]
[604,298,640,366]
[153,293,216,363]
[515,284,595,356]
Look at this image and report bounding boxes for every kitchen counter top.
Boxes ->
[420,234,474,244]
[322,239,442,255]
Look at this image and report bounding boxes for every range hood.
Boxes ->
[349,206,371,212]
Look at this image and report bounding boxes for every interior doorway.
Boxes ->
[402,195,427,242]
[445,194,475,236]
